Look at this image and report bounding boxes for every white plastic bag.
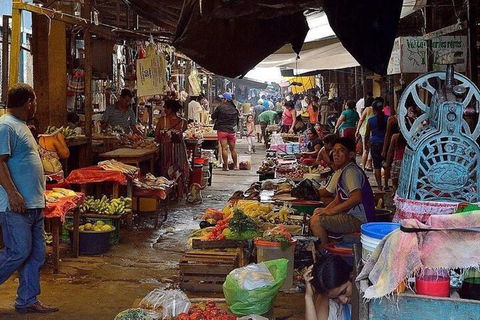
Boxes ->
[162,289,191,318]
[230,262,276,290]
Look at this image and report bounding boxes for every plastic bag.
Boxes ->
[223,259,288,315]
[291,179,321,201]
[138,289,190,319]
[230,262,276,290]
[162,289,191,318]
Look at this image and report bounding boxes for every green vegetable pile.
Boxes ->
[222,207,261,240]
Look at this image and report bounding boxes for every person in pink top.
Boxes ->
[282,101,296,133]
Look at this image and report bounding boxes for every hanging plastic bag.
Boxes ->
[223,259,288,315]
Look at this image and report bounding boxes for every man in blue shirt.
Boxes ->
[0,83,59,314]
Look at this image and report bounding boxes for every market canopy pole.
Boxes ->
[8,2,22,88]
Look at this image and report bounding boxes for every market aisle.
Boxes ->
[0,138,305,320]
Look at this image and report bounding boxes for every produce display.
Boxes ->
[275,163,307,180]
[79,195,132,215]
[115,308,153,320]
[79,220,114,232]
[45,125,83,139]
[45,188,77,203]
[176,301,236,320]
[256,158,277,175]
[120,133,158,149]
[258,225,294,250]
[184,123,203,140]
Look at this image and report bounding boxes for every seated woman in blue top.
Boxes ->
[304,255,353,320]
[310,137,374,251]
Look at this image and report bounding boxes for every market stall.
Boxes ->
[44,189,84,273]
[354,64,480,319]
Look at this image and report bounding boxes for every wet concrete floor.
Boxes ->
[0,138,394,319]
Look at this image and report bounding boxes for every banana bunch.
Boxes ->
[45,125,77,138]
[278,204,291,223]
[62,126,77,139]
[235,200,274,218]
[80,195,132,215]
[45,125,59,134]
[106,197,132,215]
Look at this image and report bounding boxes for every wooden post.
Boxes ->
[467,0,478,86]
[83,0,93,164]
[32,16,67,131]
[8,5,22,87]
[2,15,10,100]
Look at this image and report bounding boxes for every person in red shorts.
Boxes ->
[211,93,239,171]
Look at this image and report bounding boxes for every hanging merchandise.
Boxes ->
[136,43,167,97]
[67,68,85,95]
[188,68,202,96]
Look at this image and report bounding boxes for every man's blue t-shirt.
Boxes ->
[0,114,45,211]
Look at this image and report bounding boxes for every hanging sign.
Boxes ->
[387,36,467,75]
[136,53,166,97]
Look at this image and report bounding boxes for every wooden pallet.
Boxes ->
[191,239,248,249]
[179,250,239,292]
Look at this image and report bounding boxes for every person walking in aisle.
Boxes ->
[212,92,239,171]
[245,114,255,154]
[364,98,389,191]
[0,83,59,314]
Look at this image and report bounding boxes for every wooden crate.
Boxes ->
[179,250,239,292]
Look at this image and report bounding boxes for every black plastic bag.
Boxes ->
[291,179,321,201]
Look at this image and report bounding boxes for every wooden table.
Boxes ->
[44,192,84,274]
[66,166,135,230]
[99,147,158,174]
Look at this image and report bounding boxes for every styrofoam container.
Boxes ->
[360,222,399,261]
[255,239,297,291]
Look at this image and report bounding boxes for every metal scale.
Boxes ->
[397,57,480,202]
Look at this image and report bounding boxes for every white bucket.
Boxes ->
[360,234,381,262]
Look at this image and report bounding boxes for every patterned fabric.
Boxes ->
[392,195,480,222]
[357,210,480,299]
[156,118,189,194]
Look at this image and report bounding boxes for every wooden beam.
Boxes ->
[2,15,10,100]
[84,0,93,139]
[9,5,22,87]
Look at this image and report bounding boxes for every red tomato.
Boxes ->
[189,312,204,320]
[178,313,190,320]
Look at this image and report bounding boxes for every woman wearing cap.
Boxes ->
[211,92,239,171]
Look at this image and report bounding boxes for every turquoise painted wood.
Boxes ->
[368,292,480,320]
[397,65,480,202]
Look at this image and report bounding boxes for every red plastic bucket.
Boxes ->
[193,157,207,165]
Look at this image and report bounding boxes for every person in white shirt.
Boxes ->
[187,96,204,123]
